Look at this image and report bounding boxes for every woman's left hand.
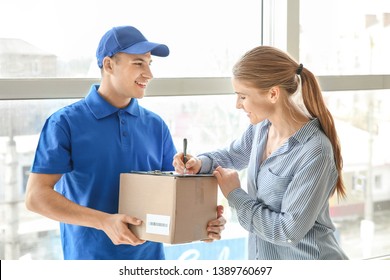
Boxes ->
[213,166,241,198]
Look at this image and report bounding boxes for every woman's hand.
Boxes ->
[172,152,202,174]
[213,166,241,198]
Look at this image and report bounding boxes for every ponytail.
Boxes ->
[300,68,346,198]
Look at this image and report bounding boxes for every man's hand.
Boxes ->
[203,205,226,242]
[101,213,146,246]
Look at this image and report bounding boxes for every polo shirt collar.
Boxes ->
[85,85,140,119]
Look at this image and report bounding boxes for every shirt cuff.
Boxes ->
[198,155,213,174]
[227,188,249,209]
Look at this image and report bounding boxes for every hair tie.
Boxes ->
[296,63,303,75]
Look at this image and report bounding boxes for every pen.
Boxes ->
[183,138,188,166]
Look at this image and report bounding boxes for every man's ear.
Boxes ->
[102,57,113,73]
[268,86,280,104]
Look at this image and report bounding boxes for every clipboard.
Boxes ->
[130,170,215,177]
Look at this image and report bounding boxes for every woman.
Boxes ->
[173,46,348,260]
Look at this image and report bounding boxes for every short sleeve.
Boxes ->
[31,114,73,174]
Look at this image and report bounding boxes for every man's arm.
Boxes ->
[25,173,145,246]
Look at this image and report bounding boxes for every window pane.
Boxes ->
[1,99,76,260]
[0,0,262,78]
[325,89,390,258]
[140,95,250,259]
[145,91,390,259]
[300,0,390,75]
[0,95,250,260]
[2,91,390,259]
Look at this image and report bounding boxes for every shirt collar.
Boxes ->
[262,118,321,145]
[292,118,321,144]
[85,84,140,119]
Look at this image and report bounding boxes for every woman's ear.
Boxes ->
[268,86,280,104]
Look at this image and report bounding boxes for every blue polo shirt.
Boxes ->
[31,85,177,260]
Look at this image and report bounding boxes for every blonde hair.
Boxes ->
[233,46,346,198]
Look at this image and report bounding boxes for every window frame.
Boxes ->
[1,75,390,100]
[1,0,390,100]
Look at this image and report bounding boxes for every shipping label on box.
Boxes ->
[118,172,218,244]
[146,214,171,235]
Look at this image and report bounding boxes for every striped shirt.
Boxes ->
[198,118,348,260]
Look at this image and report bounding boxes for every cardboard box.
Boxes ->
[118,172,218,244]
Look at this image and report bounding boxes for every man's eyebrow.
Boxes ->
[132,57,152,64]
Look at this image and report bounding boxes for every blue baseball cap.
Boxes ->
[96,26,170,68]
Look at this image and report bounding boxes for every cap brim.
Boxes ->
[121,41,169,57]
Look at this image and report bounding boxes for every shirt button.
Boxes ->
[287,239,292,243]
[122,132,127,137]
[121,119,125,125]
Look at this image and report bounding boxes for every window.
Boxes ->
[1,99,77,260]
[0,0,262,78]
[374,175,383,190]
[298,0,390,259]
[0,96,249,260]
[0,0,262,260]
[1,0,390,261]
[323,90,390,258]
[300,0,390,75]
